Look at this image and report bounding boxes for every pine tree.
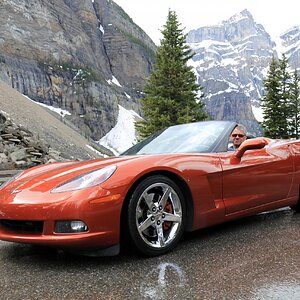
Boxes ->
[261,54,294,138]
[261,56,283,138]
[278,54,291,138]
[289,69,300,138]
[136,10,208,138]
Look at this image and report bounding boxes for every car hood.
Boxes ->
[4,156,139,192]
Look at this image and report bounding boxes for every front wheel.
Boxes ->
[127,175,186,256]
[290,202,300,213]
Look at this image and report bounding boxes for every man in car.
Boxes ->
[228,124,247,150]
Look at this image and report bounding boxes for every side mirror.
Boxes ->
[235,138,267,159]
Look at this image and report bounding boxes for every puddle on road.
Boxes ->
[139,262,187,299]
[252,282,300,299]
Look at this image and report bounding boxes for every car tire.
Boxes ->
[127,175,186,256]
[290,202,300,213]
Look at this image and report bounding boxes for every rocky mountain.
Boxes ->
[187,9,276,135]
[279,26,300,69]
[0,79,102,168]
[1,2,300,148]
[186,10,300,136]
[0,0,156,141]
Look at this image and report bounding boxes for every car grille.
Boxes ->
[0,220,44,234]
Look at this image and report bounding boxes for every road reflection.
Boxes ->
[252,282,300,299]
[140,262,186,299]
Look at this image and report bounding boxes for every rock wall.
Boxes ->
[0,0,156,140]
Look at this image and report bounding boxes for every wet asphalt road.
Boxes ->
[0,208,299,300]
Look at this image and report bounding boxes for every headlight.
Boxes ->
[51,165,117,193]
[0,171,23,190]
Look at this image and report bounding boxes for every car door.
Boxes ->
[219,142,294,215]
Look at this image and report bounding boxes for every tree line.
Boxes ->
[261,54,300,139]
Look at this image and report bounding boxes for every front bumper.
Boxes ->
[0,185,125,251]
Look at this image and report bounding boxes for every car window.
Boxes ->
[122,121,231,155]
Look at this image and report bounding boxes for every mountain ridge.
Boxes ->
[186,9,300,135]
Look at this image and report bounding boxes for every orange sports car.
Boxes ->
[0,121,299,256]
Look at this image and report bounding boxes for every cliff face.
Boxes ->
[187,10,276,134]
[280,26,300,69]
[0,0,156,140]
[0,80,102,163]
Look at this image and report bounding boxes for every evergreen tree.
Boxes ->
[261,55,294,138]
[289,69,300,138]
[278,54,291,138]
[261,56,283,138]
[136,10,208,138]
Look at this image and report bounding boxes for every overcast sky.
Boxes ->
[114,0,300,45]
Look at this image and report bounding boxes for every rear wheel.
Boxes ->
[127,175,186,256]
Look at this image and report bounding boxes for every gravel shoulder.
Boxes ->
[0,80,101,161]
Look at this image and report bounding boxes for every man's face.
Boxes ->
[231,128,246,148]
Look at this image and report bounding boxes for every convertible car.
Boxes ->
[0,121,299,256]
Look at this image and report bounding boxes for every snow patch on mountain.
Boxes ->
[107,75,122,87]
[98,105,142,155]
[24,95,71,117]
[252,105,264,123]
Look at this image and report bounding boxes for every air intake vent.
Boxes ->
[0,220,43,234]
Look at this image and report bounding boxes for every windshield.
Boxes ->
[122,121,231,155]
